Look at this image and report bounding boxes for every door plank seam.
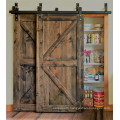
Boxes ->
[42,60,77,67]
[20,22,35,43]
[43,66,77,105]
[43,20,77,60]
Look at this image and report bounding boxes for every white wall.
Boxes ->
[6,0,113,105]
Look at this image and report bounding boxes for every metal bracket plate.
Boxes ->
[37,3,42,21]
[78,7,82,21]
[76,3,82,21]
[55,8,59,11]
[9,2,111,15]
[104,3,108,13]
[12,3,19,21]
[76,3,79,11]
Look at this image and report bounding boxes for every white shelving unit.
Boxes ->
[84,18,104,91]
[83,14,110,109]
[84,43,104,46]
[84,30,104,32]
[84,63,104,66]
[84,80,104,84]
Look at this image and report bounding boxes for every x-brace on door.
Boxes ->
[36,10,84,112]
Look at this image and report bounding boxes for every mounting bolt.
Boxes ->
[37,3,42,21]
[55,8,58,11]
[104,3,108,13]
[12,3,19,21]
[15,14,18,21]
[77,6,82,21]
[76,3,79,11]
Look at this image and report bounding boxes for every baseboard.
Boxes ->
[104,105,113,111]
[6,105,13,111]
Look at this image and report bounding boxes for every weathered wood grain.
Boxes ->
[36,15,45,112]
[43,60,77,67]
[20,59,35,65]
[43,20,77,60]
[14,14,36,111]
[43,67,77,105]
[12,13,110,113]
[42,14,77,21]
[20,22,35,42]
[36,14,84,112]
[76,14,84,111]
[13,15,21,111]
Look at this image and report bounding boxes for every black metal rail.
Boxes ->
[9,3,111,21]
[9,10,111,14]
[9,2,111,14]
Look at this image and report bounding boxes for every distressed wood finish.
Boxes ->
[41,14,78,21]
[14,14,36,111]
[36,16,44,111]
[36,14,84,112]
[43,20,77,59]
[43,67,77,105]
[43,60,77,67]
[76,14,84,110]
[14,15,20,111]
[13,13,111,112]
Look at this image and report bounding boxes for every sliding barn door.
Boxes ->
[14,15,36,111]
[36,14,84,112]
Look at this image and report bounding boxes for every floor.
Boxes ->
[6,111,113,120]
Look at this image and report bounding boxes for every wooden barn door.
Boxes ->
[36,14,84,112]
[14,15,36,111]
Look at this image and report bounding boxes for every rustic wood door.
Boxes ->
[14,15,36,111]
[36,14,84,112]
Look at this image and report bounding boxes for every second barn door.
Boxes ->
[36,14,84,112]
[13,15,36,111]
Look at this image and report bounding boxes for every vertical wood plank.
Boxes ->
[104,15,108,108]
[36,15,44,112]
[42,21,50,106]
[47,21,61,105]
[60,21,71,105]
[76,15,84,110]
[13,14,36,111]
[72,25,77,101]
[13,15,21,111]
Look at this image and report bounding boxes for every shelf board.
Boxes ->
[84,30,104,32]
[84,63,104,66]
[84,80,104,84]
[84,43,104,46]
